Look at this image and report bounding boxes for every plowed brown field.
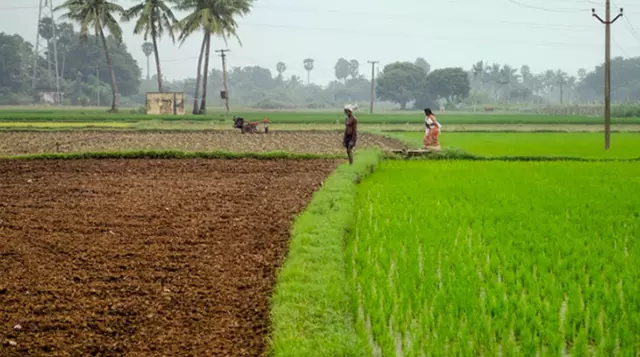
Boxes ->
[0,158,337,356]
[0,131,404,156]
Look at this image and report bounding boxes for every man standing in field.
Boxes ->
[343,105,358,165]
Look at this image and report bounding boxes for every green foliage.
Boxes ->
[376,62,427,109]
[426,67,471,104]
[61,33,141,97]
[0,33,31,98]
[3,110,640,126]
[578,57,640,102]
[55,0,127,111]
[334,58,351,82]
[269,149,382,357]
[414,57,431,75]
[173,0,254,113]
[351,160,640,356]
[123,0,178,91]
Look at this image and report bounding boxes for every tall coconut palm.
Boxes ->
[276,61,286,80]
[123,0,178,92]
[38,17,55,88]
[303,58,314,85]
[55,0,124,112]
[142,42,153,80]
[175,0,254,114]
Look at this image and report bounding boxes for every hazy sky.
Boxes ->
[1,0,639,86]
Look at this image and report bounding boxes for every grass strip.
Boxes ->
[383,148,640,162]
[1,150,343,161]
[268,148,382,357]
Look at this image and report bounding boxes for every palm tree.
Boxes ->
[471,61,485,87]
[348,59,359,79]
[555,70,569,104]
[499,65,519,104]
[303,58,314,85]
[38,17,55,88]
[55,0,125,112]
[175,0,254,114]
[56,22,76,80]
[123,0,178,92]
[142,42,153,80]
[276,61,286,80]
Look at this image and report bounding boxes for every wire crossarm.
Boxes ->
[592,7,623,24]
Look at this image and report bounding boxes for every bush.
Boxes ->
[252,98,290,109]
[0,92,34,106]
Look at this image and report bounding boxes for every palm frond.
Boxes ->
[103,12,124,43]
[122,3,145,21]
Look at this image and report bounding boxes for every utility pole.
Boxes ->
[558,76,566,104]
[96,65,100,107]
[367,61,378,114]
[593,3,623,150]
[216,49,230,116]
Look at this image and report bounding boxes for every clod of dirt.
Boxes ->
[5,340,17,347]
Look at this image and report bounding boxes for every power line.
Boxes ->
[612,37,630,56]
[238,22,605,47]
[622,15,640,45]
[612,1,640,53]
[506,0,589,13]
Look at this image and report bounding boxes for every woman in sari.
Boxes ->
[423,108,441,148]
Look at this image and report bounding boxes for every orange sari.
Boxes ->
[424,115,440,147]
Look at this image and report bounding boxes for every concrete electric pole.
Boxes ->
[367,61,378,114]
[216,49,230,116]
[592,3,623,150]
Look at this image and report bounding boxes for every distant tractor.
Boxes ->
[233,116,271,134]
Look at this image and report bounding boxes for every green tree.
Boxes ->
[577,68,587,81]
[349,59,359,79]
[142,42,154,80]
[303,58,314,85]
[175,0,254,114]
[520,65,532,89]
[376,62,427,109]
[61,33,140,104]
[415,57,431,75]
[55,0,125,112]
[578,57,640,102]
[426,67,471,104]
[56,22,76,81]
[276,61,287,81]
[499,65,519,103]
[334,58,350,83]
[0,33,30,100]
[123,0,178,92]
[38,17,56,88]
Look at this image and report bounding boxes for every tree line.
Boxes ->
[1,0,638,111]
[0,0,253,113]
